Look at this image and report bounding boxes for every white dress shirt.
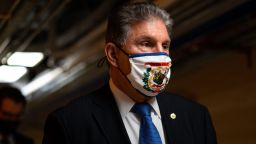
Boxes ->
[109,79,166,144]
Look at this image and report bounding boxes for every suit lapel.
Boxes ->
[157,92,177,144]
[91,85,131,144]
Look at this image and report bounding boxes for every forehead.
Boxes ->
[126,18,170,42]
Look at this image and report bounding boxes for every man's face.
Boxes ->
[111,18,171,102]
[0,98,24,135]
[118,17,171,75]
[0,98,24,121]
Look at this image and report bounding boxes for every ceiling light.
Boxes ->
[21,67,63,96]
[7,52,44,67]
[0,65,28,83]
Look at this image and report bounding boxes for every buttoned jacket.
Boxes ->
[43,84,217,144]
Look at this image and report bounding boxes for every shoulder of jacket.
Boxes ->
[50,84,109,118]
[160,91,207,112]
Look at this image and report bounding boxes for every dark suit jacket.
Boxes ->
[43,84,217,144]
[12,132,34,144]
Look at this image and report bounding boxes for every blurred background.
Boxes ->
[0,0,255,143]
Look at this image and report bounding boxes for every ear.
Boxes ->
[105,42,119,67]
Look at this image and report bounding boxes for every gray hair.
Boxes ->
[105,2,173,46]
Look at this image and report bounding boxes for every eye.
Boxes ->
[141,41,153,48]
[162,43,170,50]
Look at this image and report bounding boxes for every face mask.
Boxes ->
[117,48,172,97]
[0,119,19,135]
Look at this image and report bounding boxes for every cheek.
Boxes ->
[118,53,131,75]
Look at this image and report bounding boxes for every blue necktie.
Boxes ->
[133,103,162,144]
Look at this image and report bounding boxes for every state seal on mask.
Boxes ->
[143,64,170,93]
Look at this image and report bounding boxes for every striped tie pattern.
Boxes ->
[133,103,162,144]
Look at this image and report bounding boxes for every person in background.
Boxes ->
[0,85,34,144]
[43,2,217,144]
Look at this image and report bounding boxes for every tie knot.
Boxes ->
[132,103,152,116]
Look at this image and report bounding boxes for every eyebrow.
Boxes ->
[135,35,170,43]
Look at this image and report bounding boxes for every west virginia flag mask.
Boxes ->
[118,48,172,97]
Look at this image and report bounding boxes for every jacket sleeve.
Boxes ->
[42,113,69,144]
[203,107,218,144]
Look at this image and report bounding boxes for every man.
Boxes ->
[0,85,34,144]
[43,2,217,144]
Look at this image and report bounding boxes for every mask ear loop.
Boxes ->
[97,44,126,68]
[114,45,131,82]
[116,45,130,56]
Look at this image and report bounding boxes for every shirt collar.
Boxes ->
[109,79,162,119]
[148,96,162,119]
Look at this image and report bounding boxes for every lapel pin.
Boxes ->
[170,113,176,120]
